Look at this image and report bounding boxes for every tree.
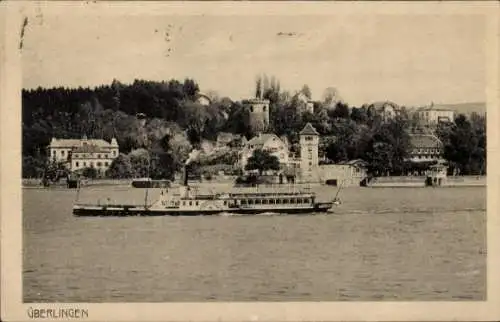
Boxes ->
[255,75,263,99]
[364,118,411,176]
[106,153,133,178]
[300,84,312,99]
[322,87,341,106]
[129,148,151,178]
[82,167,98,179]
[437,114,486,175]
[244,149,280,175]
[350,106,368,123]
[331,102,350,119]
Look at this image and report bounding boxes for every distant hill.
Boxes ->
[437,102,486,116]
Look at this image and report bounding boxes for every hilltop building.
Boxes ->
[243,98,270,134]
[416,103,455,125]
[195,93,212,106]
[216,132,246,148]
[367,101,401,121]
[47,136,119,175]
[408,134,444,163]
[295,92,315,113]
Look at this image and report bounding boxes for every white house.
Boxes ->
[367,101,401,121]
[195,93,212,106]
[47,136,119,174]
[239,133,289,171]
[416,104,455,125]
[295,92,315,114]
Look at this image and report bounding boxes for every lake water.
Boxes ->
[23,184,486,302]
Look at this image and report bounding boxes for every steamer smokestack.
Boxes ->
[183,165,189,186]
[183,149,200,187]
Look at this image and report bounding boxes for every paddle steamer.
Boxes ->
[73,167,336,217]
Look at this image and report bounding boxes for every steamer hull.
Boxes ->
[73,203,333,217]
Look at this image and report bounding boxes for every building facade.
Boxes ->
[299,123,320,182]
[367,101,401,121]
[318,160,368,187]
[295,92,315,114]
[408,134,444,162]
[416,104,455,125]
[195,93,212,107]
[48,136,119,175]
[243,98,270,134]
[239,133,289,171]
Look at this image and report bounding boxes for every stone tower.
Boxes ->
[243,98,270,134]
[299,123,320,182]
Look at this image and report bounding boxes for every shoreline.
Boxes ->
[22,176,486,189]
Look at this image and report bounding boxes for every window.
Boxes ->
[305,136,313,141]
[112,151,116,156]
[52,151,56,156]
[76,162,79,167]
[105,162,109,166]
[195,201,199,206]
[97,162,102,167]
[309,161,312,166]
[98,154,101,158]
[249,199,254,205]
[255,199,261,204]
[90,162,94,167]
[276,199,282,204]
[223,201,227,205]
[83,162,87,167]
[262,199,268,204]
[61,150,65,156]
[308,147,312,152]
[189,201,192,206]
[182,201,186,206]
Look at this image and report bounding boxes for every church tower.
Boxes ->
[299,123,320,182]
[243,98,270,134]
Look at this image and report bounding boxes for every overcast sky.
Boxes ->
[21,8,486,107]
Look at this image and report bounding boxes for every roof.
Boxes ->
[49,138,117,148]
[73,144,106,153]
[299,123,319,136]
[410,134,443,148]
[246,133,282,149]
[368,101,400,111]
[195,93,212,105]
[217,132,240,142]
[417,105,455,112]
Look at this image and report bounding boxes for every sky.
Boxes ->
[21,7,486,107]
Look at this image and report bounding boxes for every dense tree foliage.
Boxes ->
[244,149,280,175]
[22,76,486,178]
[436,113,486,175]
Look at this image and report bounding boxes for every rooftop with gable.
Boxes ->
[410,134,443,148]
[300,123,320,136]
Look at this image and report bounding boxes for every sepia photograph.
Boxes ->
[1,1,499,321]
